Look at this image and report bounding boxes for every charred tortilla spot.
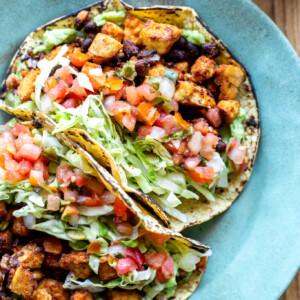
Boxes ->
[246,116,258,128]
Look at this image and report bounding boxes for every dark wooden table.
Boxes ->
[254,1,300,299]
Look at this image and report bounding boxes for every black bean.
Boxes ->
[137,49,157,58]
[84,21,97,33]
[202,43,221,58]
[81,37,93,52]
[74,18,84,31]
[173,36,188,50]
[74,37,84,47]
[186,41,202,61]
[216,140,227,153]
[165,49,187,62]
[123,40,139,58]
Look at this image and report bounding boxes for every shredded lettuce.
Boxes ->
[34,29,77,53]
[119,60,137,81]
[89,255,100,274]
[32,220,72,240]
[4,91,21,108]
[93,10,126,26]
[230,108,247,141]
[182,29,206,46]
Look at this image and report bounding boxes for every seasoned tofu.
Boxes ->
[17,69,39,102]
[43,236,63,254]
[5,73,20,90]
[88,33,122,63]
[71,290,94,300]
[12,217,29,237]
[0,230,12,253]
[124,14,144,45]
[32,279,69,300]
[217,100,240,123]
[9,267,37,298]
[148,63,167,77]
[44,254,62,269]
[10,243,44,269]
[174,81,216,108]
[215,64,245,100]
[139,20,181,55]
[191,55,216,83]
[106,289,142,300]
[98,262,118,282]
[101,22,124,42]
[59,251,92,279]
[173,62,189,80]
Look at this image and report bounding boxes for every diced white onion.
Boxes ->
[58,57,70,67]
[78,205,113,216]
[40,94,53,112]
[171,139,181,150]
[23,214,36,229]
[207,152,225,175]
[89,67,103,76]
[188,131,203,154]
[150,126,166,140]
[108,245,127,257]
[77,72,94,92]
[159,77,175,99]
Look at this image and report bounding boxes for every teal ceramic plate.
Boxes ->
[0,0,300,299]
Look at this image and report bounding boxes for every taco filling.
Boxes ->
[0,120,209,299]
[1,2,259,227]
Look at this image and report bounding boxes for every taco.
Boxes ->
[0,0,260,231]
[0,118,210,299]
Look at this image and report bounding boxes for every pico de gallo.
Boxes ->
[0,120,209,299]
[2,5,252,223]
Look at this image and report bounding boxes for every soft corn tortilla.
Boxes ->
[0,0,260,233]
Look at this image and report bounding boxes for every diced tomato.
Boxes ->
[174,112,190,130]
[82,62,104,90]
[2,131,16,155]
[200,133,218,160]
[155,114,177,135]
[69,52,89,68]
[73,169,87,187]
[137,102,160,126]
[29,169,45,186]
[145,251,167,270]
[84,177,105,195]
[194,118,215,135]
[18,160,32,176]
[226,138,247,170]
[121,113,136,132]
[56,163,74,186]
[116,222,134,236]
[78,193,103,207]
[47,193,61,211]
[125,248,145,270]
[125,86,142,106]
[114,198,128,221]
[137,84,158,101]
[160,256,174,281]
[184,157,201,170]
[69,79,87,100]
[137,125,152,138]
[206,107,222,128]
[156,268,167,283]
[116,257,138,275]
[53,67,74,86]
[172,153,183,165]
[11,124,30,136]
[15,133,33,151]
[188,166,215,184]
[145,232,170,246]
[17,144,41,162]
[107,101,132,116]
[61,187,79,202]
[47,80,69,102]
[106,77,124,91]
[114,85,126,101]
[62,98,78,108]
[33,158,49,180]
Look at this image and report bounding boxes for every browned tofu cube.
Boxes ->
[148,63,167,77]
[8,267,37,298]
[191,55,216,83]
[215,64,245,100]
[98,262,118,282]
[59,251,91,279]
[217,100,240,123]
[124,14,144,45]
[0,230,12,253]
[139,20,181,55]
[101,22,124,42]
[44,254,62,269]
[106,289,142,300]
[71,290,94,300]
[10,243,44,269]
[174,81,216,108]
[12,217,29,237]
[43,236,63,254]
[32,279,69,300]
[17,69,39,102]
[88,33,122,63]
